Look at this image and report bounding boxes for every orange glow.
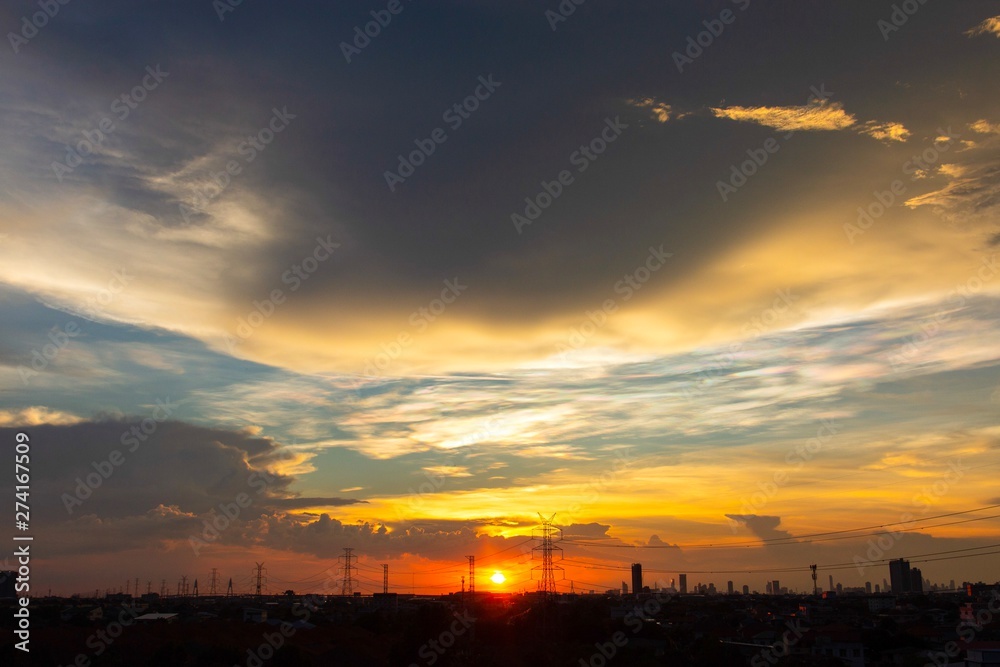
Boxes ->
[490,571,506,585]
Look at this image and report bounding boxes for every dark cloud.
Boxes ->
[563,522,612,538]
[724,514,795,543]
[0,420,363,524]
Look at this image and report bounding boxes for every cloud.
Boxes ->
[967,16,1000,37]
[858,120,911,143]
[724,514,795,542]
[647,534,680,548]
[710,101,910,144]
[563,522,612,538]
[0,406,84,427]
[0,420,363,525]
[710,101,856,132]
[630,97,673,123]
[970,119,1000,135]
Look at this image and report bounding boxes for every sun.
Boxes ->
[490,571,506,585]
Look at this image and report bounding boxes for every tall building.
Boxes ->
[679,574,687,594]
[909,567,923,593]
[631,563,643,595]
[829,575,834,592]
[0,571,15,599]
[621,581,628,595]
[865,581,872,594]
[889,559,911,593]
[742,585,749,595]
[727,580,734,595]
[772,580,780,595]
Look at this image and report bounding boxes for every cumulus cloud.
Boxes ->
[0,421,363,525]
[563,522,612,538]
[725,514,795,542]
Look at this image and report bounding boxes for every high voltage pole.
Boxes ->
[382,563,389,594]
[466,555,475,597]
[532,512,563,596]
[209,568,220,596]
[254,563,267,600]
[339,548,357,596]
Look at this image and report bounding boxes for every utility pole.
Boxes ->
[339,549,357,595]
[810,565,818,596]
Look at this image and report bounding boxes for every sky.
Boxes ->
[1,0,999,597]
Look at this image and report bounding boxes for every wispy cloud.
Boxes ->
[629,97,673,123]
[710,101,856,132]
[966,16,1000,37]
[859,120,911,143]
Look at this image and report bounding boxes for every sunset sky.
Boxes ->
[1,0,999,597]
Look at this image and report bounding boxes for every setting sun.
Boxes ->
[490,571,506,585]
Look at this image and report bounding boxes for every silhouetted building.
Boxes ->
[0,571,15,599]
[727,580,734,595]
[889,559,912,593]
[772,580,780,595]
[909,567,923,593]
[742,585,749,595]
[631,563,642,595]
[679,574,687,594]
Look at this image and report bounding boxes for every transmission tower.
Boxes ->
[532,512,564,595]
[180,575,188,596]
[134,578,139,598]
[227,578,234,597]
[466,555,475,596]
[382,564,389,594]
[339,549,357,596]
[810,564,818,596]
[209,568,220,596]
[160,579,167,597]
[193,579,199,597]
[254,563,267,599]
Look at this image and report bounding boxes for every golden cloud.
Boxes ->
[710,101,856,132]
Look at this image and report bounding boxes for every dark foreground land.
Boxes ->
[1,585,998,666]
